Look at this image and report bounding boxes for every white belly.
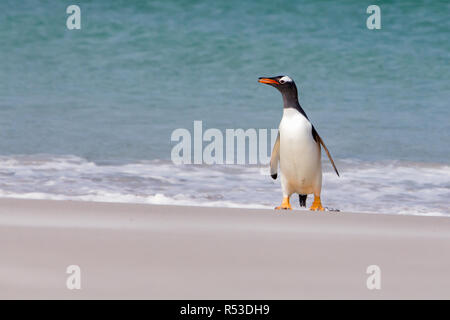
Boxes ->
[279,109,322,196]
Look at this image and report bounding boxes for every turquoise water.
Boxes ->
[1,0,449,162]
[0,1,449,214]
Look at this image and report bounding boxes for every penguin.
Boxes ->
[258,75,339,211]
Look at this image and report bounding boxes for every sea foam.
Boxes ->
[0,155,448,216]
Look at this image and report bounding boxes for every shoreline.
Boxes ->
[1,154,449,217]
[0,195,447,218]
[1,198,450,299]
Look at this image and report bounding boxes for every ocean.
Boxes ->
[0,0,449,215]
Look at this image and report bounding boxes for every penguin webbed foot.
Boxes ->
[275,197,292,210]
[309,196,325,211]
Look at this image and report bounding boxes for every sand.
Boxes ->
[0,198,449,299]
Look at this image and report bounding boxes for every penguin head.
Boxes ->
[258,75,296,93]
[258,75,293,86]
[258,75,299,106]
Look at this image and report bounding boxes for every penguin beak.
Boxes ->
[258,77,279,85]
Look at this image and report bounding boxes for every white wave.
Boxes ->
[0,155,448,216]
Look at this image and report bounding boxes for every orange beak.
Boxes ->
[258,78,279,85]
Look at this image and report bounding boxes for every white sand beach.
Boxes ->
[0,198,449,299]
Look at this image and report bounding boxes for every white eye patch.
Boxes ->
[279,76,292,84]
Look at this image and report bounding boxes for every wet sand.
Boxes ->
[1,198,449,299]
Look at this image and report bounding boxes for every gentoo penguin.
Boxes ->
[258,75,339,211]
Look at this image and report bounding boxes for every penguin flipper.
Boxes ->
[270,132,280,179]
[312,126,340,177]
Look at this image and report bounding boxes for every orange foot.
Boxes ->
[310,196,325,211]
[275,197,292,210]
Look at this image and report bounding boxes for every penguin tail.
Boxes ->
[299,194,307,207]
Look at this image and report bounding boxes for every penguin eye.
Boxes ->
[279,79,285,84]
